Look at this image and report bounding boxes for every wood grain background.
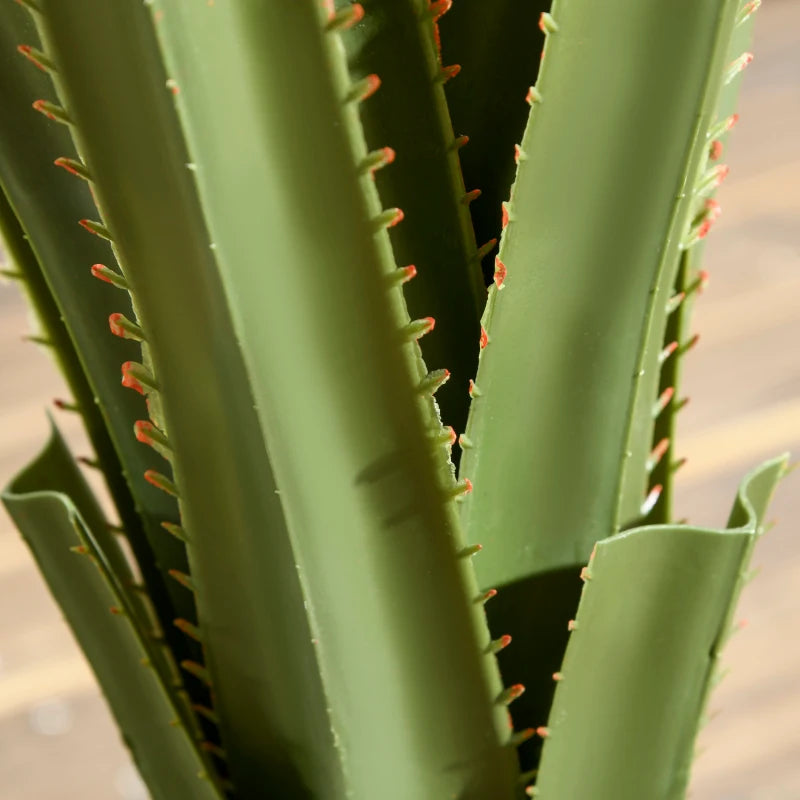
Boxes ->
[0,2,797,797]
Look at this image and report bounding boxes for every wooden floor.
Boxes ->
[1,3,798,798]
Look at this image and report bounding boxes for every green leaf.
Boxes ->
[461,0,745,582]
[33,0,518,795]
[0,182,142,589]
[531,456,787,799]
[335,0,489,439]
[652,0,759,521]
[439,0,548,275]
[457,0,747,764]
[0,1,193,664]
[1,419,223,800]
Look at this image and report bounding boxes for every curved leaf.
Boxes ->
[531,456,788,799]
[1,420,222,800]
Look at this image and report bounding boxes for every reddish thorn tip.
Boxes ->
[143,470,163,489]
[479,326,489,349]
[655,388,675,414]
[90,264,113,284]
[642,485,663,516]
[32,99,55,120]
[464,188,481,204]
[709,140,723,160]
[134,420,154,444]
[389,208,404,227]
[536,726,550,739]
[430,0,452,23]
[651,437,670,460]
[363,73,381,99]
[53,157,79,177]
[494,257,507,288]
[121,362,144,395]
[538,12,547,32]
[442,64,461,81]
[108,313,125,337]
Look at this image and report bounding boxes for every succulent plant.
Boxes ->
[0,0,786,798]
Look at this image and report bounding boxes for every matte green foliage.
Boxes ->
[0,0,783,798]
[534,456,785,799]
[3,420,222,800]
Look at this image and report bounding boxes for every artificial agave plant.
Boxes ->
[0,0,787,798]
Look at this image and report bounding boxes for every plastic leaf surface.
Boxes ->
[1,419,222,800]
[532,456,787,800]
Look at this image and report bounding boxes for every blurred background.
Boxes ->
[0,2,798,797]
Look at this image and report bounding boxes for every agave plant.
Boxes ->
[0,0,787,798]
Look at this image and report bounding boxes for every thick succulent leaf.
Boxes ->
[150,2,517,796]
[337,0,488,439]
[31,1,326,793]
[33,0,518,796]
[439,0,548,278]
[457,0,749,764]
[652,0,760,521]
[0,186,141,589]
[1,420,222,800]
[460,0,745,582]
[531,456,787,799]
[0,1,192,661]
